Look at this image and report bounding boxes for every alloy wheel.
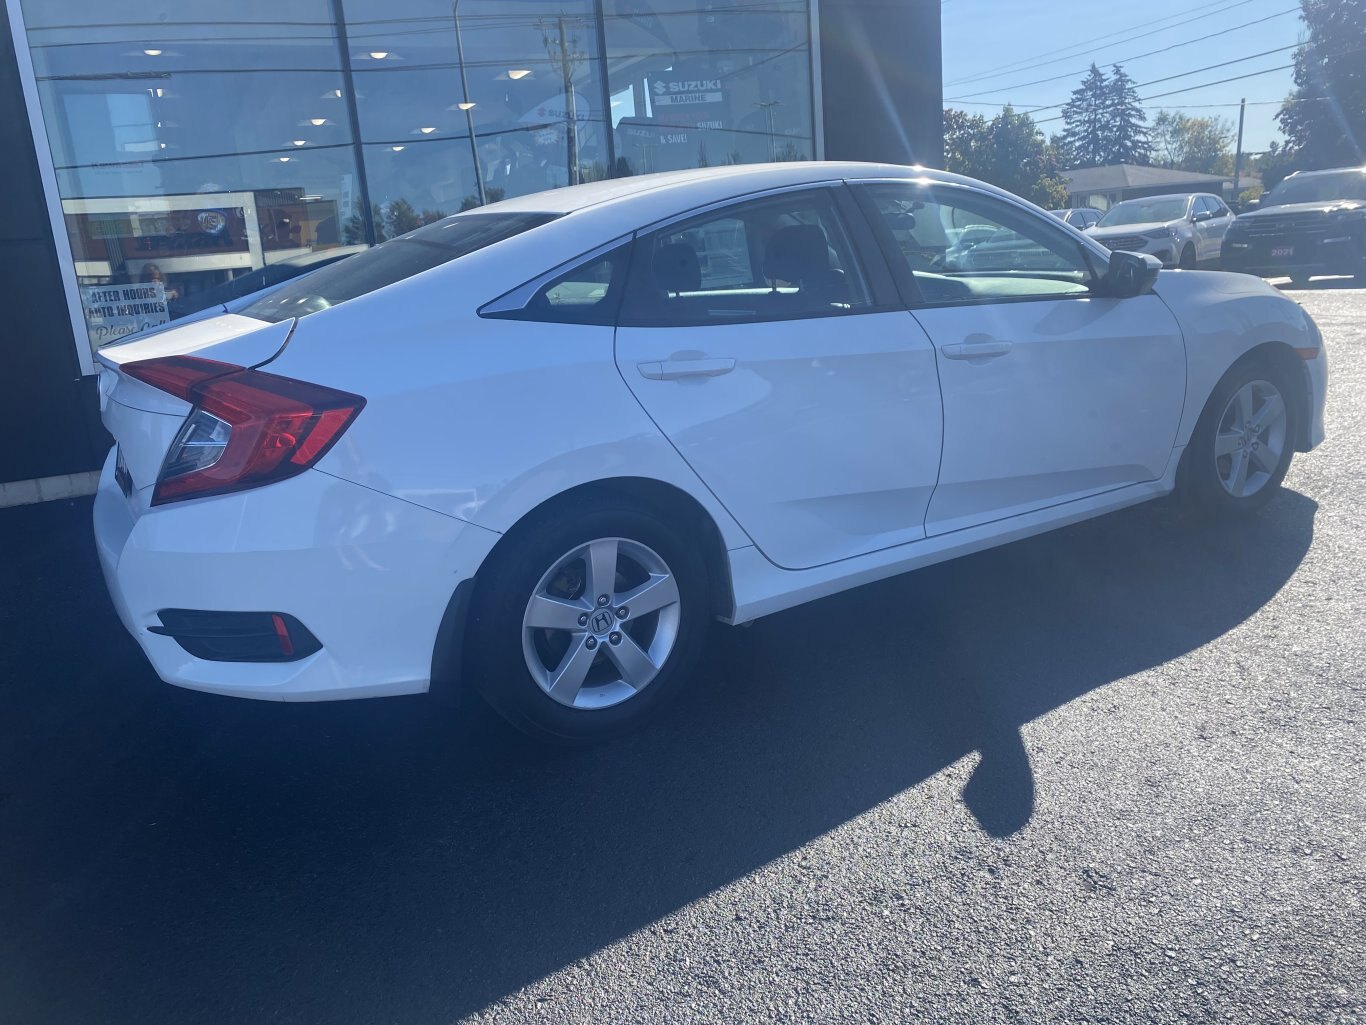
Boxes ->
[521,537,682,710]
[1214,379,1288,499]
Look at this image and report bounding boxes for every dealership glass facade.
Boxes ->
[18,0,816,350]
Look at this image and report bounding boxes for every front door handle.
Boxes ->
[941,340,1013,361]
[637,358,736,381]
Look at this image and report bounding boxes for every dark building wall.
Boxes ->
[819,0,943,168]
[0,0,108,484]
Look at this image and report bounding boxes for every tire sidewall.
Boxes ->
[467,502,709,743]
[1182,357,1299,518]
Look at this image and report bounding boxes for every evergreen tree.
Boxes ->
[1104,65,1150,164]
[1060,64,1110,167]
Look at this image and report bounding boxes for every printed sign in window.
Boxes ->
[79,282,169,345]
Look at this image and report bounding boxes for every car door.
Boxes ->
[853,181,1187,537]
[1200,196,1234,262]
[613,185,944,571]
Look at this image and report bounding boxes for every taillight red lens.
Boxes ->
[123,355,366,505]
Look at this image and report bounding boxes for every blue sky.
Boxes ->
[940,0,1306,154]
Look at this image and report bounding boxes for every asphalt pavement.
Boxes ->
[1,280,1363,1025]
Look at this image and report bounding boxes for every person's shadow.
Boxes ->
[0,489,1317,1024]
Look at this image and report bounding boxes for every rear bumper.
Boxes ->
[94,449,500,701]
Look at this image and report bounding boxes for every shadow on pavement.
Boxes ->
[0,490,1316,1024]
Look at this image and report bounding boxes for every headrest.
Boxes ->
[763,223,831,283]
[653,243,701,294]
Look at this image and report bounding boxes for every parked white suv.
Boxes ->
[1088,193,1234,268]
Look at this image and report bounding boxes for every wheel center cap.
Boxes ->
[590,609,616,635]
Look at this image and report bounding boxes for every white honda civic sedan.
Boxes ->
[94,162,1327,741]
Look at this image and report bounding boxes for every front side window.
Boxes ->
[240,212,557,322]
[860,184,1094,305]
[620,189,874,326]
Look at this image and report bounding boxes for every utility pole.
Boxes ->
[557,16,580,185]
[1232,97,1246,206]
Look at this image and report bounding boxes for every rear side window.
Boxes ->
[241,212,558,323]
[619,188,874,327]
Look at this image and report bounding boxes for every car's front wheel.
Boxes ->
[1179,358,1299,518]
[468,499,709,742]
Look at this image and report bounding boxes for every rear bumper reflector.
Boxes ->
[150,609,322,662]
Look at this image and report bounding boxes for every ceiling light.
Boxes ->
[391,145,404,152]
[279,156,291,162]
[310,118,327,126]
[143,48,163,56]
[457,101,476,111]
[158,142,167,149]
[507,69,531,80]
[369,51,389,60]
[418,126,436,134]
[292,140,308,147]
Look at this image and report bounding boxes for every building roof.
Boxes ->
[1064,164,1231,193]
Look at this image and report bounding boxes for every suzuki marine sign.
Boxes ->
[651,77,723,107]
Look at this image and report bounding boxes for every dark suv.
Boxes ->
[1223,166,1366,285]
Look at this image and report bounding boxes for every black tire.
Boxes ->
[1178,244,1196,269]
[1178,356,1300,519]
[467,498,709,743]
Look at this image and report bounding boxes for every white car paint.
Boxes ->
[92,161,1327,703]
[1088,193,1234,267]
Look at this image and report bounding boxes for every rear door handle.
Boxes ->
[941,340,1013,361]
[637,358,736,380]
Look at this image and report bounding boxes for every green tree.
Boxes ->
[1151,110,1234,174]
[384,198,421,237]
[1104,65,1150,164]
[943,106,1070,207]
[1060,64,1111,167]
[1277,0,1366,170]
[342,202,385,244]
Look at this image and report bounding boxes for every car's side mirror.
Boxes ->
[1192,209,1214,223]
[1243,197,1262,210]
[1097,250,1161,298]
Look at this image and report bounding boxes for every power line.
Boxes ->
[945,0,1260,87]
[944,7,1298,101]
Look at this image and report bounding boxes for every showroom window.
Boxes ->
[19,0,366,335]
[17,0,817,360]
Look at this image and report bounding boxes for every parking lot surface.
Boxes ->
[1,280,1363,1025]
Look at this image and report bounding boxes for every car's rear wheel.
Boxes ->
[1179,358,1299,518]
[468,500,708,742]
[1179,244,1196,269]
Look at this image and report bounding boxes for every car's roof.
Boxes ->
[484,161,965,216]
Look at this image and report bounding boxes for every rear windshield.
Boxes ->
[1264,170,1366,206]
[241,212,559,323]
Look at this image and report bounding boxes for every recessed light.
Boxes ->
[391,145,405,152]
[158,142,167,149]
[369,51,389,60]
[418,126,436,134]
[292,140,308,147]
[507,69,532,80]
[310,118,327,126]
[279,156,291,162]
[457,101,476,111]
[143,48,163,56]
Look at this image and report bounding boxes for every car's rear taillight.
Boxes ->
[122,355,365,505]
